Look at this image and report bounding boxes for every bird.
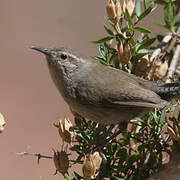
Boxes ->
[31,46,180,125]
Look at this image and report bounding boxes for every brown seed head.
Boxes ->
[114,0,122,22]
[106,0,117,24]
[91,151,103,172]
[58,118,74,144]
[83,153,96,180]
[123,0,136,17]
[152,60,168,81]
[135,54,152,78]
[53,149,70,176]
[118,41,132,65]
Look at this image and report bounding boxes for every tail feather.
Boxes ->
[155,82,180,100]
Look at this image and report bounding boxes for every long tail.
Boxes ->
[155,82,180,100]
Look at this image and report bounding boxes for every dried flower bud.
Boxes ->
[118,41,132,65]
[167,126,177,140]
[123,0,136,17]
[82,151,103,180]
[83,154,96,180]
[117,41,124,61]
[152,60,168,81]
[0,113,5,133]
[114,0,122,22]
[106,0,117,24]
[123,42,132,61]
[53,149,69,176]
[91,151,102,171]
[135,54,152,78]
[58,118,74,144]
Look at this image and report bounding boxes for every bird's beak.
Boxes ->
[30,46,51,56]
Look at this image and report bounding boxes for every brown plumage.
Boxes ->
[31,46,179,124]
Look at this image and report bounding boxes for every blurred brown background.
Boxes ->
[0,1,163,179]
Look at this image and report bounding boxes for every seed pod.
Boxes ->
[106,0,117,24]
[114,0,122,22]
[135,54,152,78]
[152,60,168,81]
[58,118,74,144]
[91,151,103,172]
[117,41,124,62]
[123,41,132,62]
[82,154,96,180]
[0,113,5,133]
[53,149,69,176]
[118,41,132,65]
[123,0,136,17]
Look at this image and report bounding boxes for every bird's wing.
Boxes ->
[74,62,167,108]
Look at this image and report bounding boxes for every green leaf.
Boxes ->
[156,34,164,42]
[156,23,171,31]
[92,36,114,44]
[138,49,153,54]
[72,172,82,180]
[107,19,119,33]
[125,9,133,27]
[134,27,151,34]
[137,6,153,22]
[91,56,112,66]
[104,25,114,36]
[155,0,168,5]
[164,1,175,27]
[64,176,71,180]
[160,107,166,124]
[98,44,106,58]
[143,0,147,10]
[137,38,156,51]
[112,175,124,180]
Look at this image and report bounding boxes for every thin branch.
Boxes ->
[16,151,52,164]
[165,25,180,82]
[166,44,180,82]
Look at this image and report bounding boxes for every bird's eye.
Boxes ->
[60,54,67,60]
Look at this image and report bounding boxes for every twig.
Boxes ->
[166,44,180,82]
[16,151,52,164]
[151,33,172,60]
[165,25,180,82]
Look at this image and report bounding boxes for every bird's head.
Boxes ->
[31,46,85,73]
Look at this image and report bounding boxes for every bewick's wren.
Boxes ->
[31,46,180,124]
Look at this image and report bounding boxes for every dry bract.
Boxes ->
[167,123,180,146]
[118,41,132,66]
[135,54,152,79]
[167,125,177,140]
[123,0,136,17]
[91,151,103,172]
[53,149,70,176]
[58,118,74,144]
[114,0,122,22]
[82,151,103,180]
[152,60,168,81]
[106,0,122,24]
[0,113,5,133]
[106,0,117,24]
[83,153,96,180]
